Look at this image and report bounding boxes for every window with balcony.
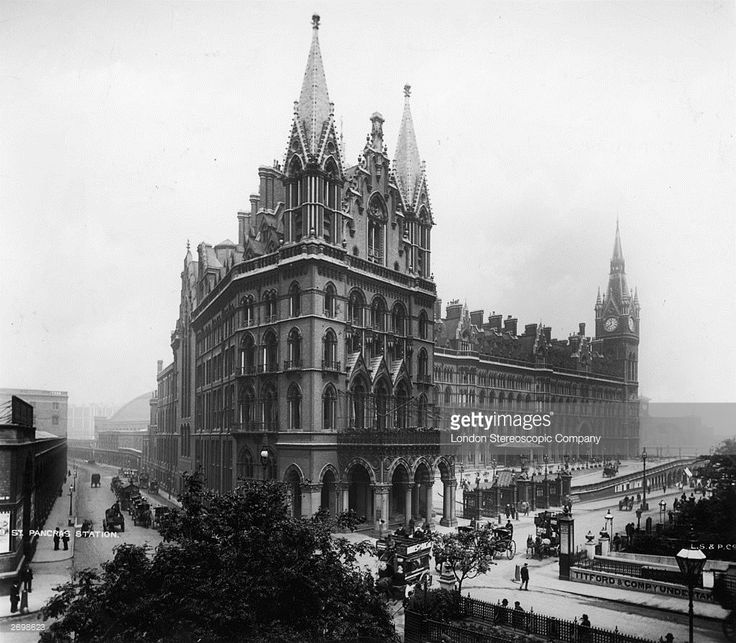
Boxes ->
[262,382,278,431]
[287,328,302,369]
[289,282,301,317]
[348,290,365,326]
[418,310,429,339]
[287,383,302,430]
[263,331,278,372]
[391,303,406,336]
[324,283,336,317]
[322,384,337,430]
[371,297,386,331]
[323,329,338,370]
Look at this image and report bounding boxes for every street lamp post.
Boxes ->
[543,454,549,509]
[260,448,270,481]
[641,447,648,511]
[635,507,642,531]
[475,473,481,526]
[676,546,707,643]
[604,509,613,537]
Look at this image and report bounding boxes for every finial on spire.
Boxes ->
[186,239,190,252]
[404,84,411,98]
[312,14,320,29]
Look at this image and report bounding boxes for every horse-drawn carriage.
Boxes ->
[618,496,634,511]
[138,472,150,490]
[148,480,159,495]
[603,462,619,478]
[133,500,152,528]
[376,534,432,601]
[532,511,561,559]
[489,526,516,560]
[152,505,171,530]
[90,473,101,488]
[102,505,125,533]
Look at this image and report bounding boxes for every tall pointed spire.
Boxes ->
[612,218,624,268]
[296,14,332,157]
[393,84,423,208]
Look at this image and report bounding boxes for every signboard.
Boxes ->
[0,511,11,554]
[570,567,714,603]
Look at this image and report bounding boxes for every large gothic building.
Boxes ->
[146,16,639,527]
[147,15,456,527]
[434,222,640,468]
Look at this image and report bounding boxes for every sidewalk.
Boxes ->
[0,474,77,620]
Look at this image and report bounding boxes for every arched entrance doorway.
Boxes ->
[320,468,337,514]
[284,466,302,518]
[347,462,373,519]
[390,463,410,523]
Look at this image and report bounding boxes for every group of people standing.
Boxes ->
[9,565,33,615]
[53,526,70,550]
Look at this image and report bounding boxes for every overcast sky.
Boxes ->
[1,1,734,408]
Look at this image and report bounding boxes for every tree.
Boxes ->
[431,527,496,595]
[40,474,396,642]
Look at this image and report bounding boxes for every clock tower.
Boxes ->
[594,222,640,383]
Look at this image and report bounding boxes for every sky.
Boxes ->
[1,0,734,408]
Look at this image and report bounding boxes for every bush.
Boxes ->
[406,588,460,622]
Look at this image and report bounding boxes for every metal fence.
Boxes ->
[405,596,657,643]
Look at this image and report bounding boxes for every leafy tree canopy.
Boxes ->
[431,528,496,594]
[41,474,396,642]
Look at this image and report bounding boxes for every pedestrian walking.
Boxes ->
[505,504,510,520]
[520,562,530,590]
[526,534,534,558]
[9,582,20,613]
[53,527,61,550]
[663,484,666,495]
[62,529,70,551]
[22,565,33,592]
[19,587,29,614]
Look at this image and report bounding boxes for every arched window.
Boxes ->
[324,283,336,317]
[238,386,255,429]
[371,297,386,331]
[263,290,278,322]
[323,211,333,244]
[417,394,428,427]
[263,331,278,372]
[351,379,368,430]
[241,296,255,327]
[287,383,302,430]
[240,334,255,374]
[323,384,337,430]
[391,303,406,335]
[263,383,278,431]
[348,290,365,326]
[367,194,386,264]
[479,390,486,406]
[444,386,452,405]
[418,349,429,379]
[287,328,301,368]
[418,310,429,339]
[289,282,301,317]
[395,381,410,429]
[323,329,338,369]
[374,380,389,430]
[236,446,254,480]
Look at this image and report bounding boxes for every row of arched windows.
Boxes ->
[236,383,338,431]
[236,328,339,373]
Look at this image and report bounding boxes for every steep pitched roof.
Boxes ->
[393,85,423,208]
[296,15,332,157]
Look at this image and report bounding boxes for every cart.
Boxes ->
[90,473,101,488]
[102,506,125,533]
[490,526,516,560]
[618,496,634,511]
[376,535,432,600]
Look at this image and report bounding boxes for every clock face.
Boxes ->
[604,317,618,332]
[628,317,635,332]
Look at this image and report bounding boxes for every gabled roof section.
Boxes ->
[390,359,409,385]
[393,85,423,209]
[296,15,332,157]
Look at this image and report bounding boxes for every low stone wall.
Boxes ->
[569,565,715,603]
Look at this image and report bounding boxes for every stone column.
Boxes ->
[404,483,414,527]
[336,483,348,515]
[440,480,458,527]
[424,479,434,525]
[303,483,322,518]
[372,484,391,530]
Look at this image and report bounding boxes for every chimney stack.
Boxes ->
[504,316,518,335]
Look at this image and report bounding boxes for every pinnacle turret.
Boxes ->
[296,15,333,157]
[393,84,423,208]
